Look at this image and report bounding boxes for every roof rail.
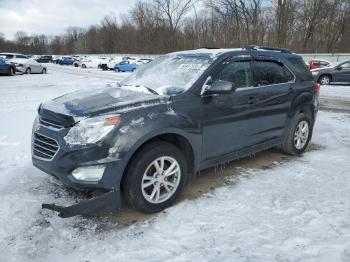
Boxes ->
[244,45,291,53]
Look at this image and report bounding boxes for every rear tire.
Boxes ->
[281,113,312,156]
[318,75,331,85]
[42,68,47,74]
[82,64,86,68]
[123,142,187,213]
[25,68,31,74]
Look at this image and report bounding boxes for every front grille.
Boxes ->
[39,117,63,129]
[33,132,59,160]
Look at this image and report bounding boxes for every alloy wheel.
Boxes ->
[320,76,330,85]
[294,120,309,150]
[141,156,181,204]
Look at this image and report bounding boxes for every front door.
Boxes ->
[333,62,350,82]
[201,57,260,161]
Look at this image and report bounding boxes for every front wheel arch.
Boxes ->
[120,132,196,191]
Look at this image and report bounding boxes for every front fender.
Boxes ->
[107,108,201,188]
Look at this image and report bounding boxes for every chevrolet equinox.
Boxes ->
[32,46,319,217]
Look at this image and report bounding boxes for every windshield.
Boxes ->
[120,54,213,95]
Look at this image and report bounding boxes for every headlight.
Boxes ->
[65,115,121,145]
[311,71,320,75]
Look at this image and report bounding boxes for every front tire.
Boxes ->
[25,68,31,74]
[82,64,86,68]
[8,67,15,76]
[123,142,187,213]
[318,75,331,85]
[281,113,312,155]
[42,68,47,74]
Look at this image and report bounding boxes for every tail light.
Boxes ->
[314,83,320,94]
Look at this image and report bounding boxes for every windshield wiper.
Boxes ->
[133,84,159,95]
[143,86,159,95]
[121,84,159,95]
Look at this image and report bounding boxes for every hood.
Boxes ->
[39,86,168,127]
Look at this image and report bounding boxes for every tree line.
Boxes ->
[1,0,350,55]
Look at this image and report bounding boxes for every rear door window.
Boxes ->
[252,60,294,86]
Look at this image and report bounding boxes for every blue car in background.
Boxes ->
[114,61,137,72]
[0,57,16,76]
[59,57,76,65]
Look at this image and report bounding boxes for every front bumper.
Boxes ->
[32,120,128,217]
[16,66,26,73]
[42,190,120,218]
[32,122,127,191]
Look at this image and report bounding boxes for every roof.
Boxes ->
[170,46,296,59]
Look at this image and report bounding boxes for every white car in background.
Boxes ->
[0,53,47,74]
[80,57,109,69]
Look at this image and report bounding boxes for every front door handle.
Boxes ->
[248,97,255,104]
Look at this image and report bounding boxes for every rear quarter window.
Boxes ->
[286,57,313,81]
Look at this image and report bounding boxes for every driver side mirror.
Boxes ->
[201,77,236,95]
[336,67,342,71]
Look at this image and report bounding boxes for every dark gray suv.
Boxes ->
[32,46,319,217]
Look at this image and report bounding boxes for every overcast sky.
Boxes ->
[0,0,137,40]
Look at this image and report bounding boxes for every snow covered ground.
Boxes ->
[321,84,350,98]
[0,68,350,262]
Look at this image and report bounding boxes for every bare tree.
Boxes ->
[154,0,197,32]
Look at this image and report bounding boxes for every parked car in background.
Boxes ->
[81,57,109,68]
[33,46,319,217]
[53,56,63,64]
[0,53,28,60]
[101,57,123,70]
[311,60,350,85]
[0,57,16,76]
[0,53,47,74]
[308,59,332,70]
[59,57,76,65]
[36,55,53,63]
[114,61,137,72]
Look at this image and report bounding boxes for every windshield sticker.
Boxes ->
[179,64,202,70]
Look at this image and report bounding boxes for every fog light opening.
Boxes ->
[71,165,105,182]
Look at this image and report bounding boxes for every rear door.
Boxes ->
[251,56,295,142]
